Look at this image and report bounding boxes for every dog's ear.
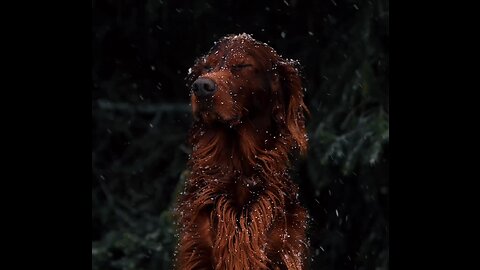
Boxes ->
[271,59,309,156]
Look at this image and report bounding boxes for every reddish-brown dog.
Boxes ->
[175,33,309,270]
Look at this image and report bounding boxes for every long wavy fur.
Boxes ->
[175,34,309,270]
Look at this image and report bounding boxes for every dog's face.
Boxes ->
[188,33,308,154]
[188,34,278,126]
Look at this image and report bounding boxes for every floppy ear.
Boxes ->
[271,60,309,156]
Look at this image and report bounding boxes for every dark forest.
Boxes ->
[92,0,389,269]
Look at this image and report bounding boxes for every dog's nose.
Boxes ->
[192,78,217,97]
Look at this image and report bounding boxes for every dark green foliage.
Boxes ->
[92,0,389,269]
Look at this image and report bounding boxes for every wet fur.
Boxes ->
[175,34,309,270]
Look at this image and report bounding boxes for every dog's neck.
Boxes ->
[189,115,293,206]
[190,114,290,179]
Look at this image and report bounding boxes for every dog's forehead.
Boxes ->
[212,37,276,63]
[219,38,256,56]
[200,42,253,65]
[220,33,258,47]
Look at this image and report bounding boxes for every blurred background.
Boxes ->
[92,0,389,269]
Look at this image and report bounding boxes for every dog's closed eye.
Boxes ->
[231,64,252,72]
